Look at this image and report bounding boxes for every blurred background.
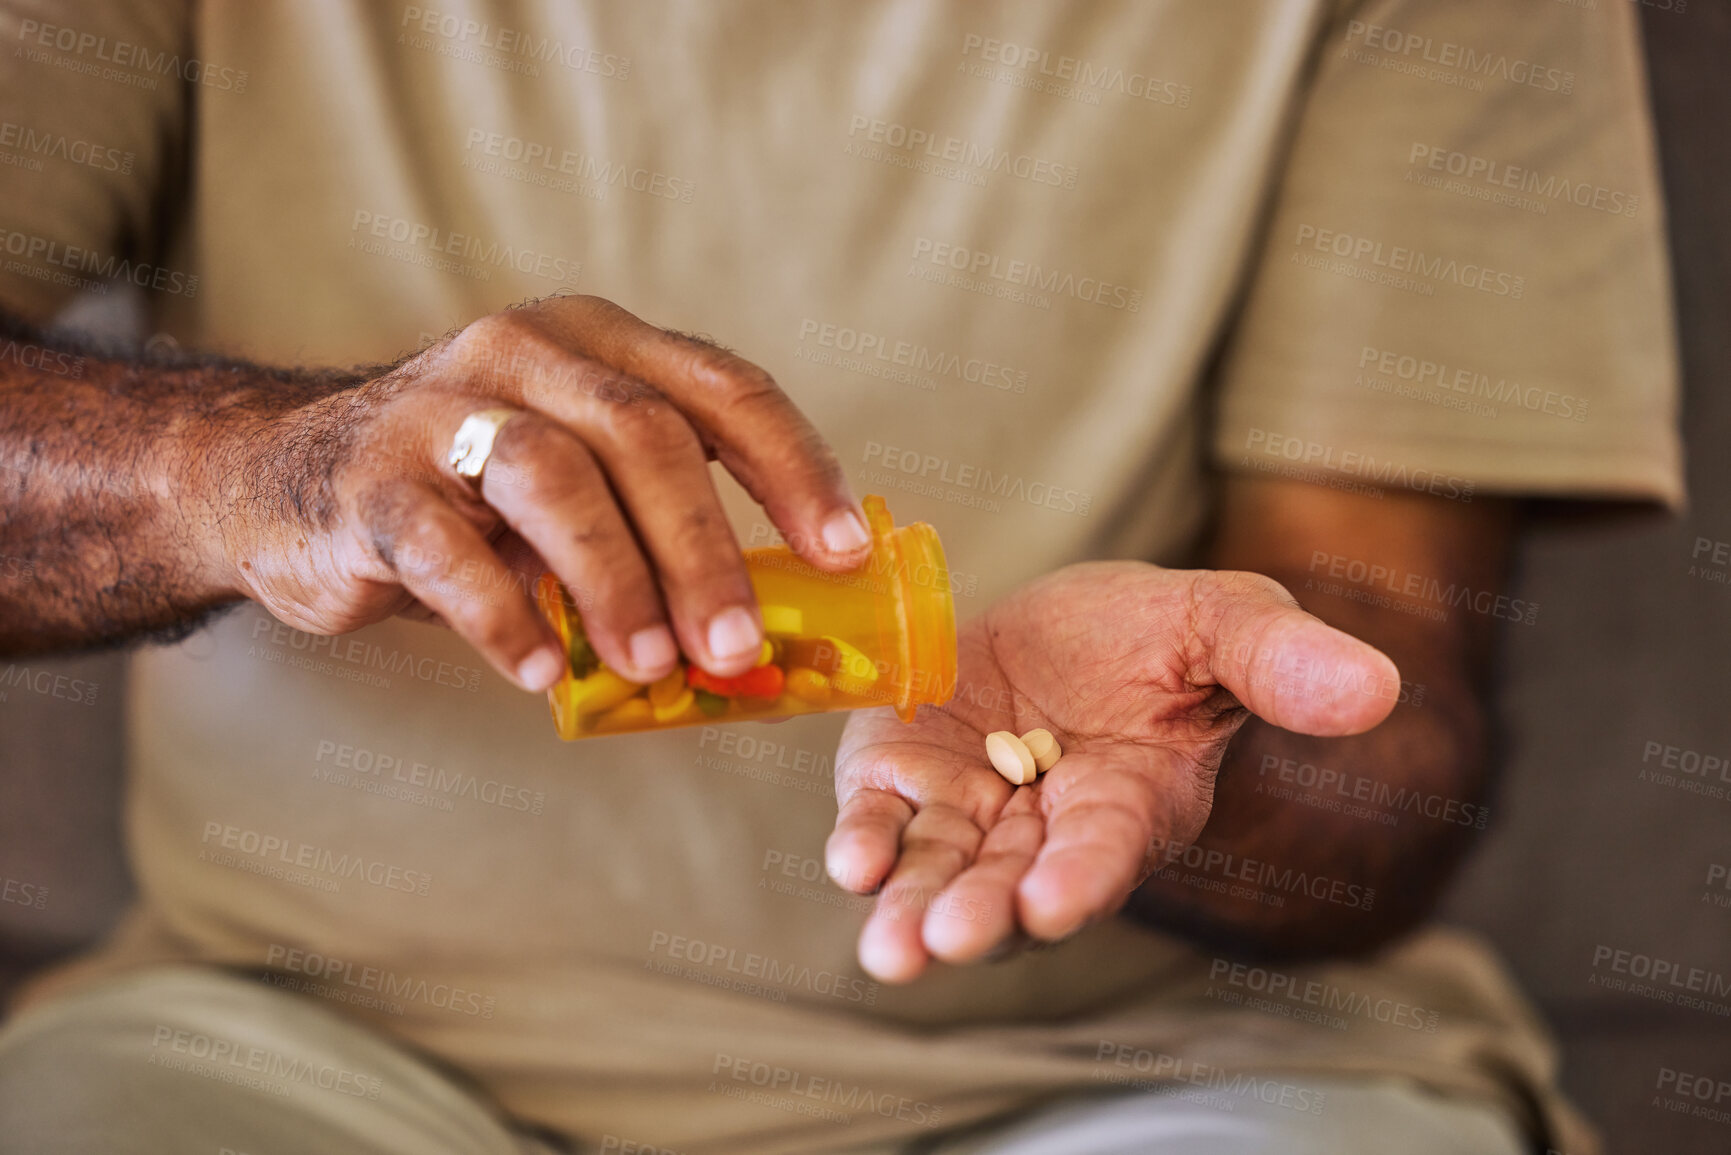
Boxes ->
[1,7,1726,1152]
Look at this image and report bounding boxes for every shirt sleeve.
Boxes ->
[1212,0,1682,508]
[0,0,191,322]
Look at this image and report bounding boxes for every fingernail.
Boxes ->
[1049,915,1090,941]
[706,606,762,663]
[821,509,870,554]
[628,625,678,674]
[517,646,566,692]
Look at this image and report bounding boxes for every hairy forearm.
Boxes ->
[0,311,359,654]
[1127,476,1514,958]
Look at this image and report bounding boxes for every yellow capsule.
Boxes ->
[571,667,645,716]
[760,604,803,635]
[652,687,699,724]
[754,639,776,668]
[782,635,878,688]
[783,667,831,705]
[647,668,687,708]
[594,696,654,731]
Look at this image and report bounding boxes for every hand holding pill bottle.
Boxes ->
[535,496,956,738]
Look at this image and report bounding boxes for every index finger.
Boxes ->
[550,296,872,571]
[1185,571,1401,736]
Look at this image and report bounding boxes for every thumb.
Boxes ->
[1186,570,1400,736]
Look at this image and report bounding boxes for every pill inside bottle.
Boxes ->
[536,495,956,739]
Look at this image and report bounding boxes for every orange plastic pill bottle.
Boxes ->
[534,495,957,740]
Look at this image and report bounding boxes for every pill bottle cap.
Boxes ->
[864,495,958,721]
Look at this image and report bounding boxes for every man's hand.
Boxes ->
[1125,476,1514,958]
[0,296,872,685]
[825,561,1400,983]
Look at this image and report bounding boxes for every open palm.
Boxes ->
[826,561,1400,982]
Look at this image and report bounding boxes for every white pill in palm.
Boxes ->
[1021,728,1061,773]
[986,731,1037,785]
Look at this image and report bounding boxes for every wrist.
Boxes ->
[164,367,362,606]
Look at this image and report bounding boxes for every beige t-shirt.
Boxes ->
[0,2,1679,1153]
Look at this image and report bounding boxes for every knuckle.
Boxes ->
[660,503,734,565]
[448,312,517,362]
[596,392,699,457]
[557,293,615,325]
[765,424,843,483]
[353,480,435,569]
[1223,569,1295,606]
[446,311,552,379]
[395,519,460,577]
[522,466,597,514]
[493,416,592,496]
[557,359,653,406]
[671,333,780,400]
[458,603,520,654]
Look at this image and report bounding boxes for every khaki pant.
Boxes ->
[0,967,1528,1155]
